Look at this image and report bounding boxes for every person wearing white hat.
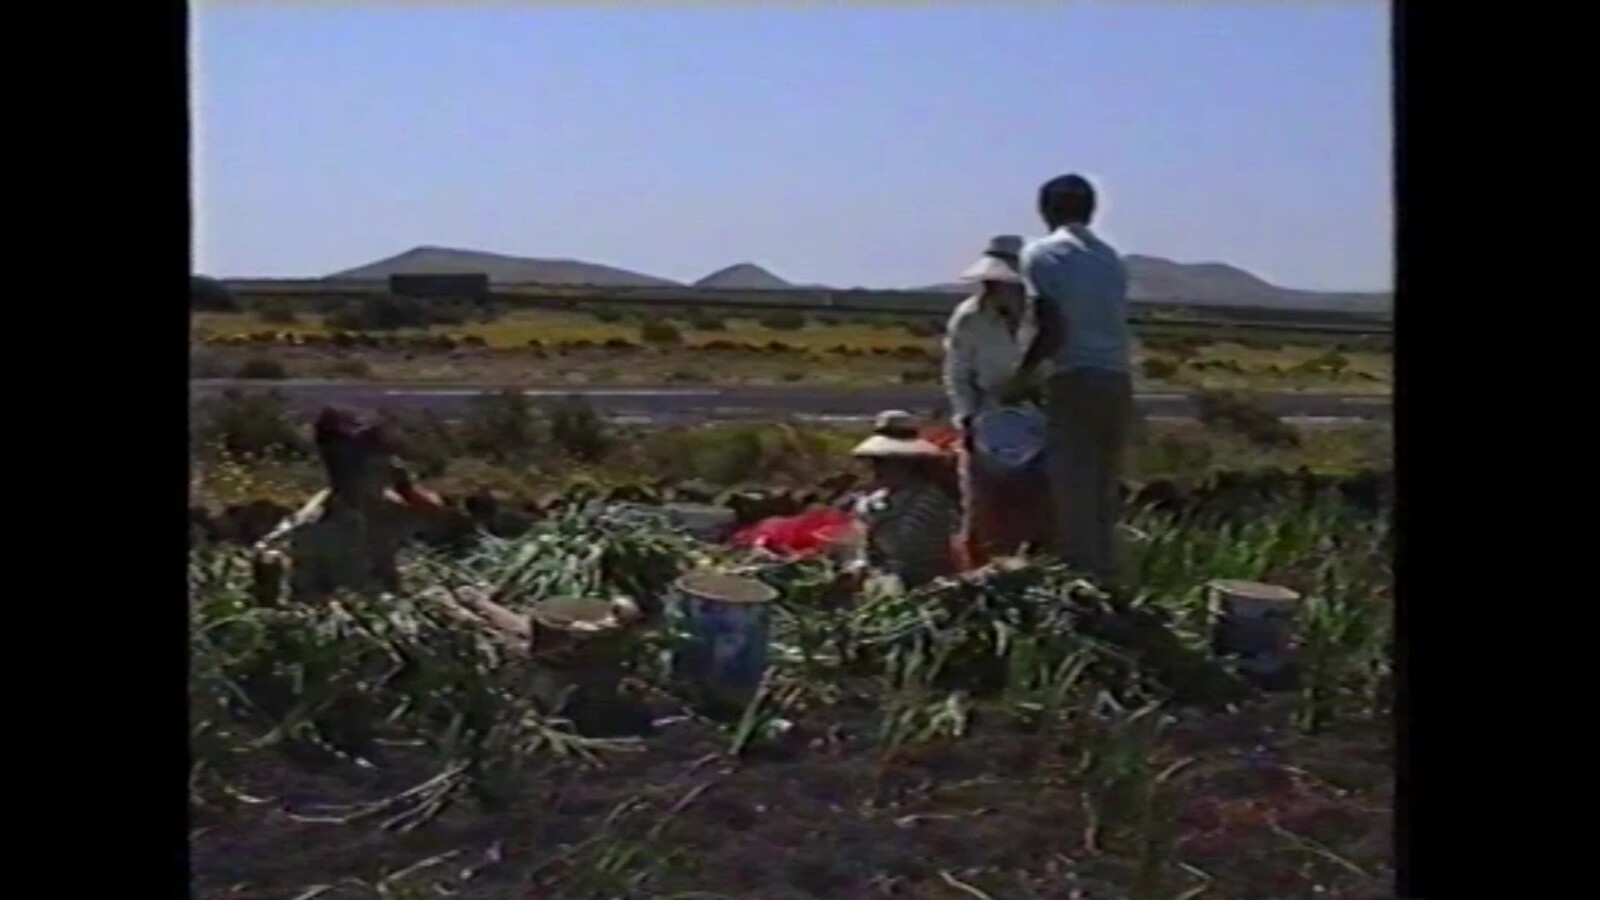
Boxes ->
[941,236,1053,564]
[942,235,1038,433]
[845,410,961,589]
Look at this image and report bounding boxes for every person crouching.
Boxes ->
[846,411,962,590]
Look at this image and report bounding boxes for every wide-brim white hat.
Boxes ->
[958,254,1022,284]
[852,409,946,458]
[851,434,946,458]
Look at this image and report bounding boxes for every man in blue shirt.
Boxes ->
[1011,174,1133,581]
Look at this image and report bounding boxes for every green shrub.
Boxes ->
[757,310,807,331]
[253,299,298,324]
[461,390,540,461]
[312,296,347,316]
[640,320,683,344]
[234,357,288,380]
[1193,389,1300,449]
[427,303,468,327]
[193,390,307,458]
[901,319,942,338]
[1297,350,1350,376]
[1143,335,1205,359]
[376,409,458,478]
[686,310,728,331]
[549,395,611,462]
[1141,356,1180,380]
[1238,335,1284,351]
[327,295,431,331]
[323,358,373,379]
[592,308,625,324]
[689,427,765,485]
[1133,431,1216,480]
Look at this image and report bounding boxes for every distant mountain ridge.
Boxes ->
[916,254,1389,313]
[327,245,1388,312]
[328,246,681,288]
[693,263,793,290]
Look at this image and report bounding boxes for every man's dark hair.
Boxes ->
[1038,174,1097,227]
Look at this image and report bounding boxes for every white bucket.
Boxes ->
[1208,579,1301,688]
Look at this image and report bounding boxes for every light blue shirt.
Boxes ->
[1021,225,1132,375]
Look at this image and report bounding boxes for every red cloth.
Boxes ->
[730,426,968,566]
[919,424,961,452]
[728,507,856,557]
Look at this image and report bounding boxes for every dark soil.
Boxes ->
[191,697,1392,899]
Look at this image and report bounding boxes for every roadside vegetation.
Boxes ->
[190,389,1390,531]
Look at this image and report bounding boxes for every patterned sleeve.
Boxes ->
[873,486,960,586]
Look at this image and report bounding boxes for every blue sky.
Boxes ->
[192,3,1391,292]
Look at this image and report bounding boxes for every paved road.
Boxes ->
[190,380,1391,424]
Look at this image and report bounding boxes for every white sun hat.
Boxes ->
[958,234,1025,284]
[851,410,946,458]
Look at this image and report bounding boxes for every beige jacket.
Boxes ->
[942,294,1040,421]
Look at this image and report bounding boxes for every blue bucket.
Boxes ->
[670,570,778,708]
[972,406,1048,473]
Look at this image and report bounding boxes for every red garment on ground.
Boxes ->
[730,427,971,567]
[727,507,857,557]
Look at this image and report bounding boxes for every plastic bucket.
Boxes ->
[523,596,633,715]
[972,406,1048,473]
[670,570,778,709]
[1208,579,1301,690]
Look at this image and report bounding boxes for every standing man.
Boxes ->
[1010,174,1133,581]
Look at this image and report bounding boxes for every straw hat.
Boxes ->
[851,410,946,458]
[958,234,1024,284]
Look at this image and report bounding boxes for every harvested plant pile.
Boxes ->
[190,499,1393,899]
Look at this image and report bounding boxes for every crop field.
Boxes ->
[190,308,1392,394]
[189,391,1393,899]
[191,496,1391,899]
